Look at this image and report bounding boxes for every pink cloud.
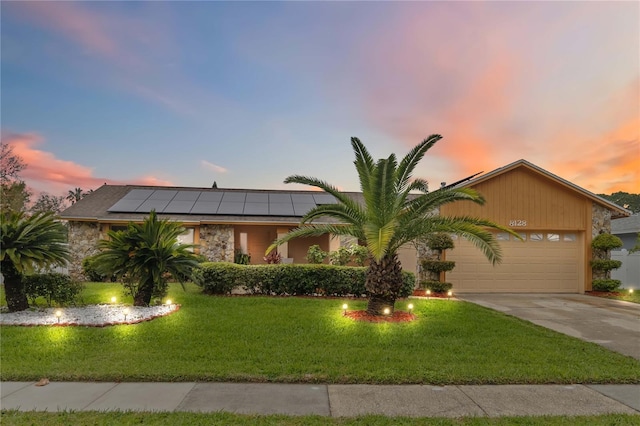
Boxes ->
[1,132,174,195]
[200,160,228,174]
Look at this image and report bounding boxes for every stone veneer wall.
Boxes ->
[591,203,613,281]
[67,221,101,280]
[199,224,235,262]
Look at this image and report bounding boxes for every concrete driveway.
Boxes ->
[457,294,640,360]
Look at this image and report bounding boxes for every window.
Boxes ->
[517,232,527,241]
[563,233,577,242]
[530,233,543,241]
[496,232,510,241]
[547,233,560,242]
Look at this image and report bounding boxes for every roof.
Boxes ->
[612,214,640,234]
[454,159,631,219]
[60,184,353,225]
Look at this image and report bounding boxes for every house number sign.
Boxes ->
[509,220,527,227]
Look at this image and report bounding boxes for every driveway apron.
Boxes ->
[457,294,640,360]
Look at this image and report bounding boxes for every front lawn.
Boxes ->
[1,283,639,384]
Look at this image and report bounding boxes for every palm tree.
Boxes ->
[66,187,84,204]
[268,136,519,316]
[0,211,70,312]
[92,210,200,306]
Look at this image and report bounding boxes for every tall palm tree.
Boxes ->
[268,136,519,315]
[0,211,70,312]
[66,187,84,204]
[92,210,200,306]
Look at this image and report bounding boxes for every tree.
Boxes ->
[0,211,70,312]
[92,210,200,306]
[267,136,518,315]
[598,192,640,214]
[66,187,85,204]
[30,193,67,214]
[0,141,30,213]
[0,141,26,184]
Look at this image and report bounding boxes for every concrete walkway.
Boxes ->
[457,293,640,360]
[1,381,639,417]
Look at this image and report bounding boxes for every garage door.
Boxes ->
[446,231,582,293]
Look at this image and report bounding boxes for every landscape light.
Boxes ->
[426,289,431,299]
[123,307,130,321]
[166,299,172,306]
[111,296,117,304]
[342,303,348,315]
[630,289,634,294]
[383,308,391,316]
[447,290,453,299]
[408,303,414,313]
[55,310,62,323]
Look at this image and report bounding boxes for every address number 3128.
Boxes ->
[509,220,527,227]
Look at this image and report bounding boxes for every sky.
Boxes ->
[1,1,638,199]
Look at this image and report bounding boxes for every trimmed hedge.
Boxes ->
[420,280,453,293]
[590,259,623,271]
[193,262,415,298]
[592,279,622,292]
[421,260,456,273]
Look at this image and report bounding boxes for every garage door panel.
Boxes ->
[447,231,581,293]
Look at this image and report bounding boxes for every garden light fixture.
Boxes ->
[55,310,62,323]
[408,303,414,313]
[166,299,172,306]
[123,307,130,321]
[426,289,431,299]
[383,308,391,316]
[342,303,348,315]
[447,290,453,299]
[630,289,634,294]
[111,296,117,304]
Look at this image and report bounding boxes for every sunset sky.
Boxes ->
[1,1,638,198]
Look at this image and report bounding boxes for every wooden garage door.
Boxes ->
[446,231,582,293]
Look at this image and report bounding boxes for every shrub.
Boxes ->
[349,244,369,266]
[329,246,352,266]
[591,233,623,251]
[420,280,453,293]
[234,249,251,265]
[23,273,84,307]
[306,245,327,264]
[421,260,456,273]
[263,251,282,264]
[238,264,415,298]
[82,255,109,282]
[424,233,455,251]
[192,262,243,294]
[592,279,622,292]
[590,259,623,271]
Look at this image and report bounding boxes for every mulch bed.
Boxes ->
[585,291,625,298]
[344,310,416,323]
[411,290,451,298]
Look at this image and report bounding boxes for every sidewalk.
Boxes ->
[2,381,639,417]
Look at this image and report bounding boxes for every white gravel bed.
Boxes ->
[0,304,179,327]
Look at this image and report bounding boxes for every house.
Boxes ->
[59,159,629,293]
[612,214,640,250]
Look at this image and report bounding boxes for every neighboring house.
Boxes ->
[59,159,629,293]
[612,214,640,250]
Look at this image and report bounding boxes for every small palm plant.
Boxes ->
[268,136,518,315]
[92,210,200,306]
[1,211,70,312]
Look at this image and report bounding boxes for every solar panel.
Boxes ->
[246,192,269,203]
[313,194,337,204]
[269,193,292,203]
[293,203,316,216]
[108,199,144,212]
[190,201,220,214]
[123,189,155,200]
[243,202,270,215]
[174,191,201,201]
[269,203,295,215]
[136,200,170,213]
[222,192,247,202]
[217,202,245,214]
[163,200,196,214]
[197,192,223,202]
[149,190,177,200]
[291,194,314,203]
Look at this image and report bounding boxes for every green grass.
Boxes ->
[1,411,639,425]
[1,283,640,384]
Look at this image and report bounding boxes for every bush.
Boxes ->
[592,279,622,292]
[23,273,84,307]
[82,255,110,282]
[329,246,352,266]
[421,260,456,273]
[591,234,623,251]
[590,259,623,271]
[192,262,243,294]
[424,233,455,251]
[239,264,415,298]
[234,249,251,265]
[349,244,369,266]
[420,280,453,293]
[306,245,327,264]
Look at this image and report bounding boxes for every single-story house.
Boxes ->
[59,159,629,293]
[612,214,640,250]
